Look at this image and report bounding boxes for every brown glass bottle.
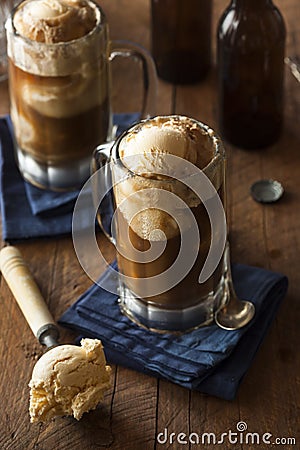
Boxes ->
[217,0,286,149]
[151,0,212,84]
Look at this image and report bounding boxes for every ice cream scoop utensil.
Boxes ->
[0,246,60,348]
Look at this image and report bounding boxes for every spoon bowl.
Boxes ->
[215,243,255,330]
[215,291,255,330]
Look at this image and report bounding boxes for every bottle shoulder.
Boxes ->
[217,5,286,50]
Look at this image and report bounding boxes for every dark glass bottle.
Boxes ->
[151,0,212,84]
[217,0,286,149]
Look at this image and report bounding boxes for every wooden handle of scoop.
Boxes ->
[0,246,57,338]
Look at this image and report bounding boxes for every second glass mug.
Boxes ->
[6,0,156,191]
[92,115,231,332]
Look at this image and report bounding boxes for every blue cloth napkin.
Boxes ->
[59,261,288,400]
[0,113,140,242]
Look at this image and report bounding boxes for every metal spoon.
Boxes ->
[215,244,255,330]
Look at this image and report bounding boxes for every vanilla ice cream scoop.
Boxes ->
[29,338,111,422]
[0,246,111,423]
[118,115,213,177]
[13,0,98,43]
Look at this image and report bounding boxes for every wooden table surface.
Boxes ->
[1,1,299,449]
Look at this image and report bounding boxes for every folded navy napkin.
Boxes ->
[0,113,140,242]
[59,262,288,400]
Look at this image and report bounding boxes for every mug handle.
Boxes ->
[109,40,157,121]
[92,42,157,243]
[91,142,116,245]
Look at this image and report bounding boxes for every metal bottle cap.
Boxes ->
[250,179,284,203]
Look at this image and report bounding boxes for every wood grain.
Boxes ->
[0,0,299,449]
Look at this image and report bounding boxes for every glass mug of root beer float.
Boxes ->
[88,115,229,332]
[6,0,156,191]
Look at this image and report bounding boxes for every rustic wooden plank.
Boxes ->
[155,381,190,450]
[0,275,37,450]
[189,392,243,450]
[0,0,299,449]
[109,367,158,450]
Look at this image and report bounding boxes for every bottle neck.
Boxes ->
[231,0,273,7]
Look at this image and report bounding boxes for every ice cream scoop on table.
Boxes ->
[0,246,111,423]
